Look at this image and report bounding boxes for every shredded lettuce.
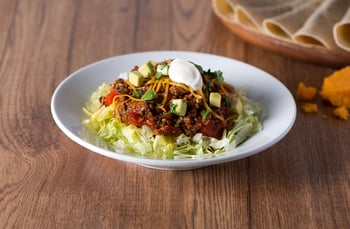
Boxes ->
[82,84,263,159]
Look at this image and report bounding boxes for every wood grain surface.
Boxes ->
[0,0,349,228]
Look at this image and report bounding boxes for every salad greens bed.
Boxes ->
[82,67,263,159]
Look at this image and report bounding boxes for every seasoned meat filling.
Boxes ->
[100,66,236,139]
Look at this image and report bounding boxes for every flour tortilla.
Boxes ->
[294,0,349,49]
[263,0,322,39]
[213,0,350,53]
[214,0,290,23]
[233,0,305,30]
[227,0,289,8]
[334,8,350,51]
[212,0,235,21]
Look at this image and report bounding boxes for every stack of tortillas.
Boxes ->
[213,0,350,65]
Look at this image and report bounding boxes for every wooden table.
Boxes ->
[1,0,349,228]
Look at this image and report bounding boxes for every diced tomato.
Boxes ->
[161,125,182,136]
[130,65,139,71]
[128,112,142,127]
[104,91,117,106]
[200,119,225,139]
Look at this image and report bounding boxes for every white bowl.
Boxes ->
[51,51,296,170]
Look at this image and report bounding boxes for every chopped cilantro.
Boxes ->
[224,95,232,107]
[133,90,142,99]
[155,71,163,79]
[214,70,224,82]
[201,110,211,119]
[169,101,177,113]
[191,62,204,74]
[205,84,211,96]
[204,69,224,82]
[141,89,157,100]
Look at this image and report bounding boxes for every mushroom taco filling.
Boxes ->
[82,59,263,159]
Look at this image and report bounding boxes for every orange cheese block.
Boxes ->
[333,106,349,120]
[302,103,318,113]
[320,66,350,107]
[296,82,317,101]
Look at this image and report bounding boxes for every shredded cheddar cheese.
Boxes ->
[122,73,229,122]
[125,80,137,91]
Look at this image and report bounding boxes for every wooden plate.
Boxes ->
[212,0,350,68]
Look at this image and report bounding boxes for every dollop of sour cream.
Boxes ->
[168,58,203,91]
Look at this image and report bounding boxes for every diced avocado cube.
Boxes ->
[209,92,221,108]
[138,61,154,77]
[156,64,169,76]
[233,98,243,114]
[170,99,187,116]
[128,71,144,87]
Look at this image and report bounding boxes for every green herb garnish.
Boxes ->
[155,72,163,79]
[205,69,224,82]
[169,101,177,113]
[142,89,157,100]
[191,62,204,74]
[201,110,211,119]
[224,95,232,107]
[133,90,142,99]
